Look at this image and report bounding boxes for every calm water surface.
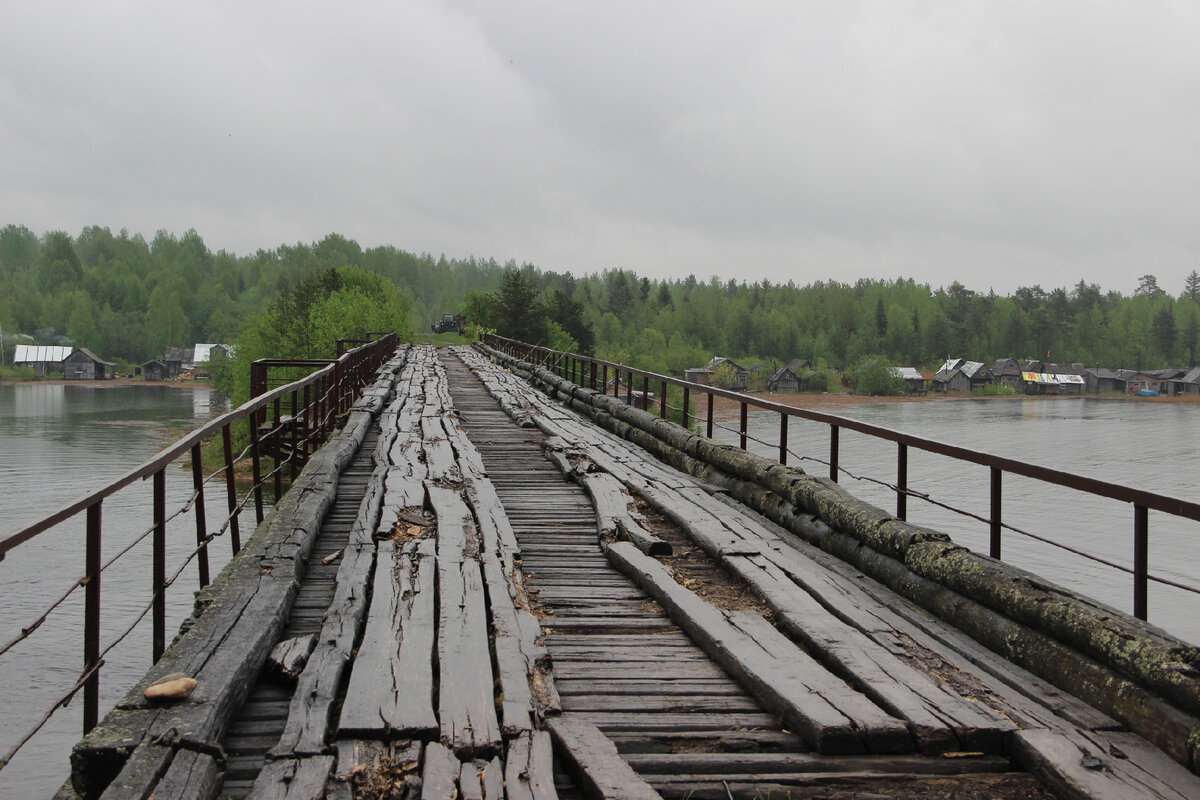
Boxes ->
[715,395,1200,643]
[0,383,238,798]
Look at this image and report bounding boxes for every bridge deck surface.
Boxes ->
[72,344,1200,800]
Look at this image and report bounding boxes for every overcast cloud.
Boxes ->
[3,1,1198,295]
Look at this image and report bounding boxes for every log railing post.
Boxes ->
[779,414,788,465]
[896,443,908,521]
[83,502,101,733]
[682,386,691,431]
[706,392,714,439]
[1135,504,1149,620]
[660,379,668,419]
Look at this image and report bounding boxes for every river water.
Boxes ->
[2,387,1199,796]
[0,383,240,798]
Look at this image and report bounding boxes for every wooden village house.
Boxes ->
[162,346,194,378]
[1018,362,1087,395]
[1169,367,1200,396]
[62,348,115,380]
[142,359,169,381]
[892,366,927,394]
[767,358,812,392]
[932,358,992,392]
[992,358,1024,391]
[705,357,750,391]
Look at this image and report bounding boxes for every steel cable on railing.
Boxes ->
[0,479,203,660]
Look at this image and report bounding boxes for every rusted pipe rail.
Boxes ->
[484,333,1200,623]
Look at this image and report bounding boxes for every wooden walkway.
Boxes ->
[69,344,1200,800]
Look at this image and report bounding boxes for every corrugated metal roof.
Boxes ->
[892,367,924,381]
[13,345,72,363]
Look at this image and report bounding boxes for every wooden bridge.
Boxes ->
[65,344,1200,799]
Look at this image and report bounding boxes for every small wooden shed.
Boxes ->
[63,348,115,380]
[143,359,169,381]
[767,358,812,392]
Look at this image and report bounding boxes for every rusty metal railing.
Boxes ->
[483,333,1200,624]
[0,333,396,768]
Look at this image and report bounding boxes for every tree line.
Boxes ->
[3,223,1199,379]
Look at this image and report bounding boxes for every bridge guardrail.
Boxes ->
[0,333,395,769]
[483,333,1200,625]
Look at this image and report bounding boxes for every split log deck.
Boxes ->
[66,345,1200,800]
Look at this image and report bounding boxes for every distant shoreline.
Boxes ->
[709,388,1200,420]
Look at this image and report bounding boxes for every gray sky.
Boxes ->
[3,2,1199,295]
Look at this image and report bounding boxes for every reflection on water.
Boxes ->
[0,383,240,798]
[718,396,1200,644]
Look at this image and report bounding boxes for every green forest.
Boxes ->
[3,224,1200,387]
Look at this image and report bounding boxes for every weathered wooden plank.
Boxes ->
[428,486,502,757]
[420,742,460,800]
[724,551,1011,754]
[579,471,671,556]
[1013,728,1200,800]
[270,543,375,757]
[337,540,438,738]
[457,756,502,800]
[504,730,558,800]
[151,747,223,798]
[94,743,172,800]
[246,755,334,800]
[622,750,1013,775]
[70,399,385,791]
[481,558,538,734]
[546,715,663,800]
[606,541,910,755]
[719,496,1121,732]
[266,634,317,682]
[422,416,461,483]
[561,694,761,713]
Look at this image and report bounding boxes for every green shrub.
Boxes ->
[848,355,906,396]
